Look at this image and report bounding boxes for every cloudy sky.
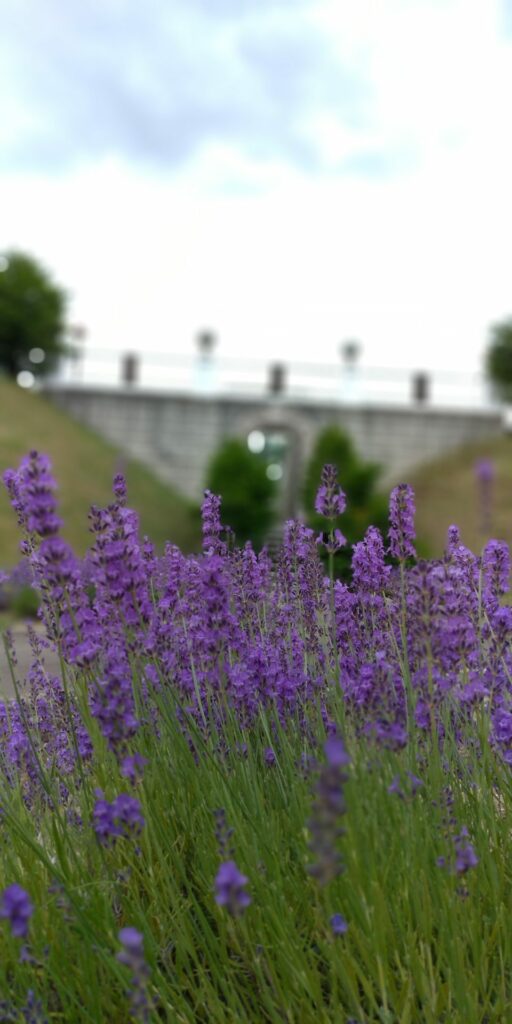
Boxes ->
[1,0,512,376]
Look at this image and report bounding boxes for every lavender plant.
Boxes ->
[0,451,510,1021]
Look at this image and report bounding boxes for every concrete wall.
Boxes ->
[45,385,504,503]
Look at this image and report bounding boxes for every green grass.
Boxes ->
[408,434,512,557]
[1,660,510,1023]
[0,375,200,567]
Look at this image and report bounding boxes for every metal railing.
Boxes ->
[50,347,497,411]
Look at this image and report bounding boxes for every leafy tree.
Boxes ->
[0,250,68,377]
[205,438,277,549]
[486,317,512,400]
[302,425,388,577]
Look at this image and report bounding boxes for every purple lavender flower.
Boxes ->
[445,523,461,556]
[117,927,151,1023]
[5,451,62,539]
[454,828,478,875]
[113,472,127,506]
[93,792,145,846]
[330,912,348,936]
[264,746,276,766]
[324,735,350,768]
[352,526,390,592]
[492,708,512,745]
[88,498,152,626]
[454,840,479,875]
[89,648,140,753]
[475,457,495,533]
[213,808,235,861]
[0,885,33,939]
[308,736,350,885]
[120,754,148,785]
[388,483,416,560]
[4,444,512,902]
[201,490,226,556]
[315,465,346,520]
[2,469,27,532]
[482,539,510,612]
[388,775,403,797]
[214,861,251,916]
[388,771,423,800]
[407,772,423,795]
[20,990,48,1024]
[475,457,495,484]
[3,455,102,665]
[438,826,478,876]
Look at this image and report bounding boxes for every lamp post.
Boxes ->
[339,339,361,403]
[194,330,217,392]
[68,324,87,383]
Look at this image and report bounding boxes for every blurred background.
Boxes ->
[2,0,512,610]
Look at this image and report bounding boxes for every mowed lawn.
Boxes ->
[0,375,200,567]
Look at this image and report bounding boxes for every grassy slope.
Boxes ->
[0,376,200,568]
[408,433,512,557]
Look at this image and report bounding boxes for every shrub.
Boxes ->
[302,424,388,576]
[486,316,512,400]
[205,437,276,548]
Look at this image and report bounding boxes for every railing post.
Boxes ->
[268,363,286,395]
[121,353,139,386]
[412,371,429,404]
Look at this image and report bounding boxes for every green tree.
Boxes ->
[302,425,388,577]
[205,438,276,548]
[0,250,68,377]
[486,317,512,400]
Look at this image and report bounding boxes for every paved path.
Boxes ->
[0,624,61,699]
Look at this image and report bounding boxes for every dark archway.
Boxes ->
[234,409,313,521]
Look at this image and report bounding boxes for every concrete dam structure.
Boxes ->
[45,382,503,515]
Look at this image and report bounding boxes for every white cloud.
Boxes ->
[1,0,511,377]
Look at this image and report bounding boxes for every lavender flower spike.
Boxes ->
[117,927,151,1023]
[120,754,148,785]
[308,736,350,885]
[214,861,251,916]
[113,472,127,506]
[0,884,33,939]
[14,451,62,539]
[315,464,346,520]
[213,808,235,861]
[20,990,48,1024]
[93,792,145,846]
[388,483,416,560]
[330,912,348,936]
[454,829,479,875]
[475,457,494,533]
[201,490,226,556]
